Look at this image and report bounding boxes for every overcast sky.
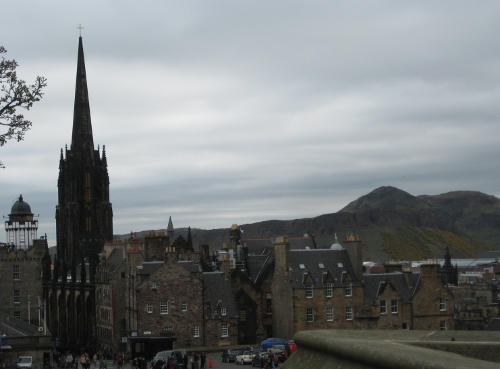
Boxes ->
[1,1,500,246]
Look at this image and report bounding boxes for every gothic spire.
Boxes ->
[71,37,94,158]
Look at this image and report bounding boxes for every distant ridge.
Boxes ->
[116,186,500,263]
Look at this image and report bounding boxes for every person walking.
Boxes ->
[199,353,206,369]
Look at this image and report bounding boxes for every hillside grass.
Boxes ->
[380,227,487,260]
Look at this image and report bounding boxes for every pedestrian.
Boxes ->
[267,351,275,369]
[182,353,188,369]
[199,353,206,369]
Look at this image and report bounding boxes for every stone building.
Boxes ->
[1,195,48,323]
[43,36,113,350]
[96,232,239,357]
[204,225,460,341]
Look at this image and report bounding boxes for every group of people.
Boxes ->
[52,351,124,369]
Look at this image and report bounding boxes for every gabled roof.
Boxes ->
[289,249,360,289]
[203,272,239,320]
[364,273,419,305]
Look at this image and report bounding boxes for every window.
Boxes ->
[221,323,229,337]
[13,290,20,303]
[440,320,447,331]
[306,283,313,298]
[151,282,157,289]
[299,264,305,270]
[221,307,227,316]
[164,326,173,331]
[346,306,353,320]
[402,323,409,330]
[147,303,153,314]
[380,300,387,314]
[182,301,187,311]
[391,300,398,314]
[306,308,314,322]
[266,298,272,315]
[439,298,446,311]
[14,311,20,319]
[193,325,200,337]
[326,307,334,321]
[325,283,333,298]
[160,301,168,314]
[345,282,352,297]
[13,265,20,280]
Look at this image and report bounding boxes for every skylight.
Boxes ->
[299,264,305,270]
[318,263,324,269]
[337,262,343,268]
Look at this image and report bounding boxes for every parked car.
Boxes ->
[17,357,33,369]
[260,338,289,349]
[154,350,187,362]
[268,345,288,362]
[235,351,255,365]
[251,352,279,368]
[265,348,285,363]
[221,349,242,363]
[245,346,264,353]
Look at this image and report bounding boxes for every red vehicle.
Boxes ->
[286,342,298,354]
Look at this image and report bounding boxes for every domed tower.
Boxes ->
[5,194,38,250]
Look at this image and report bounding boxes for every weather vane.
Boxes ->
[77,24,84,36]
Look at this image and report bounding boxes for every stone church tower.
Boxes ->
[56,36,113,271]
[45,36,113,349]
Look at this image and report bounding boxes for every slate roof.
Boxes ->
[245,253,274,284]
[137,261,164,275]
[0,311,42,337]
[107,248,124,272]
[363,272,419,305]
[179,260,202,273]
[242,237,316,256]
[242,239,273,255]
[289,249,361,289]
[203,272,239,319]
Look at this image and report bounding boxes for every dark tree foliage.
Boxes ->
[1,45,47,167]
[186,226,193,251]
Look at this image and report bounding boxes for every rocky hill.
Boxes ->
[119,186,500,263]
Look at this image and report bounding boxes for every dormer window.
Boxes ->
[221,307,227,316]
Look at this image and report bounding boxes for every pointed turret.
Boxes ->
[71,37,94,161]
[167,216,174,238]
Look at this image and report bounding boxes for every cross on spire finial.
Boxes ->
[77,24,84,36]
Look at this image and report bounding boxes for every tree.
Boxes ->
[1,45,47,167]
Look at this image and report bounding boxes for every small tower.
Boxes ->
[167,216,174,238]
[5,194,38,250]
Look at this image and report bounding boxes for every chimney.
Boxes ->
[274,236,291,272]
[199,243,210,261]
[342,234,363,281]
[385,260,403,273]
[164,246,178,266]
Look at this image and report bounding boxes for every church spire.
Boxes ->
[71,37,94,157]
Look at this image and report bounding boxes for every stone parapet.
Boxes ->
[283,330,500,369]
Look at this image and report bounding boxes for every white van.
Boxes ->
[17,356,33,369]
